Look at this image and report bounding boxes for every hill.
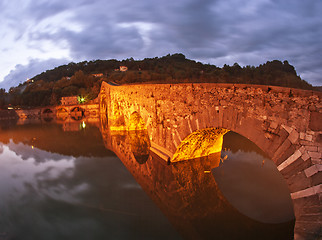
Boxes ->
[1,53,314,108]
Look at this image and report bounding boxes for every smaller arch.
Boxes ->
[42,108,54,122]
[71,106,85,113]
[43,108,53,114]
[128,112,151,164]
[70,107,85,120]
[57,107,67,113]
[56,108,68,121]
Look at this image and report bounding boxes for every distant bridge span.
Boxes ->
[15,103,99,121]
[99,82,321,240]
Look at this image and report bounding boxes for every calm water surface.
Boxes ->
[0,120,295,240]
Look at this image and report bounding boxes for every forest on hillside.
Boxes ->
[0,53,314,108]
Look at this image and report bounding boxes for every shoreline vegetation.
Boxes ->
[0,53,319,109]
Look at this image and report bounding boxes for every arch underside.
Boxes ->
[172,128,229,162]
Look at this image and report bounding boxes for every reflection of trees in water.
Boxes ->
[0,119,18,130]
[222,131,269,157]
[43,117,53,122]
[0,123,113,158]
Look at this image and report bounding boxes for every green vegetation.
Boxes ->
[0,53,315,108]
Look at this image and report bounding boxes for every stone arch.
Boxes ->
[98,81,321,239]
[171,110,319,239]
[172,125,295,223]
[42,108,54,122]
[70,107,85,120]
[128,111,151,164]
[43,108,53,114]
[56,107,68,121]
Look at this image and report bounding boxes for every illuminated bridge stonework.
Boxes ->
[99,82,321,240]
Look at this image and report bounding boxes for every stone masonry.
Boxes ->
[100,82,321,239]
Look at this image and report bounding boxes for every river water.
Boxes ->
[0,119,295,240]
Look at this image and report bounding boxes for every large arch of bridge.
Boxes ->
[171,111,304,239]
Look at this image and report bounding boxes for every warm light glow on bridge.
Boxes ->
[128,112,147,131]
[172,128,229,162]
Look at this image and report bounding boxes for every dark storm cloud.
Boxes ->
[2,0,321,88]
[26,1,75,20]
[61,21,144,60]
[0,58,70,90]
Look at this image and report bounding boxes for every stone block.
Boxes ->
[306,130,315,135]
[301,205,322,215]
[305,146,318,152]
[304,165,321,178]
[292,194,320,216]
[266,128,289,156]
[269,121,278,129]
[301,152,310,161]
[309,111,322,131]
[286,171,312,193]
[277,143,297,166]
[277,150,302,171]
[294,230,317,240]
[280,158,312,178]
[300,140,315,146]
[299,146,306,154]
[218,108,223,127]
[299,132,306,140]
[288,129,299,144]
[281,124,293,134]
[290,184,321,200]
[304,134,313,142]
[308,151,321,159]
[198,110,208,129]
[297,212,321,223]
[312,171,322,187]
[311,158,322,164]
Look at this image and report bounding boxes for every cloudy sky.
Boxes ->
[1,0,321,89]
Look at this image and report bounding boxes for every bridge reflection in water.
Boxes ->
[99,120,295,240]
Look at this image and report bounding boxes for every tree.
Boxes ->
[0,88,6,109]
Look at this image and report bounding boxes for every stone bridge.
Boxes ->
[15,103,99,121]
[99,81,321,239]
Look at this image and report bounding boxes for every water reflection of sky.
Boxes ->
[212,132,294,224]
[0,141,180,240]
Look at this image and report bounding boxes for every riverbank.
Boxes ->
[0,109,18,120]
